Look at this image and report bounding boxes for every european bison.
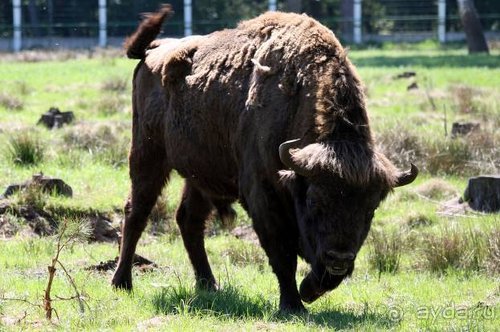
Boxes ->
[112,5,418,312]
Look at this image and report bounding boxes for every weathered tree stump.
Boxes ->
[1,174,73,198]
[37,107,74,129]
[451,122,480,138]
[407,82,419,91]
[462,175,500,212]
[395,71,416,79]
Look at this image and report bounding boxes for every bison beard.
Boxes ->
[111,5,418,312]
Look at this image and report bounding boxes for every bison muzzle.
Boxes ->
[111,4,418,313]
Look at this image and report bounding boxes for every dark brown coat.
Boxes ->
[112,6,418,312]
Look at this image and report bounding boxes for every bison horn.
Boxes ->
[279,139,312,176]
[394,163,419,187]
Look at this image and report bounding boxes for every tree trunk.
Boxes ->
[456,0,489,54]
[340,0,354,41]
[47,0,54,38]
[287,0,302,13]
[28,0,41,37]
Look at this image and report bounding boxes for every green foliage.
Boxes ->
[5,132,44,166]
[220,239,267,270]
[152,283,272,318]
[368,228,403,275]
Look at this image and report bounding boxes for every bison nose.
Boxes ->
[322,250,355,275]
[323,250,355,266]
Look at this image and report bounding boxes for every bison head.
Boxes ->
[279,138,417,303]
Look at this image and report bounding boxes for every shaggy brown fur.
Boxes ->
[112,6,417,313]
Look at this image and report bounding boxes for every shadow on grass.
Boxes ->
[351,54,500,68]
[151,284,399,329]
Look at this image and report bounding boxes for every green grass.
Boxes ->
[0,47,499,330]
[0,235,497,330]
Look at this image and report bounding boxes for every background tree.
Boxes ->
[192,0,267,34]
[456,0,489,53]
[286,0,302,13]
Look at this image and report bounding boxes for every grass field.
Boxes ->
[0,44,499,330]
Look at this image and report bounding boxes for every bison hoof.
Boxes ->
[279,300,307,314]
[195,278,218,292]
[111,274,133,291]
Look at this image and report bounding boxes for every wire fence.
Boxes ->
[0,0,499,51]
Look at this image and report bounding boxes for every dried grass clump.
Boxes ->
[376,124,422,169]
[368,228,404,275]
[425,137,472,175]
[415,179,458,200]
[377,120,498,176]
[0,92,23,110]
[221,240,267,270]
[5,131,44,165]
[8,49,83,62]
[426,132,499,175]
[420,226,489,274]
[406,212,436,229]
[97,95,128,116]
[486,229,500,276]
[450,85,479,114]
[62,123,129,167]
[101,76,128,93]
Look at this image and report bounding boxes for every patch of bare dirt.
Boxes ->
[231,224,259,244]
[438,197,475,217]
[0,202,56,237]
[0,201,118,242]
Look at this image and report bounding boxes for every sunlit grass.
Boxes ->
[0,47,498,330]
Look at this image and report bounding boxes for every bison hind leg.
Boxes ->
[112,145,171,291]
[176,182,218,291]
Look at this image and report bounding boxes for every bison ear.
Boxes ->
[161,46,197,86]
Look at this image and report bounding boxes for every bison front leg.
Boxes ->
[112,147,170,290]
[242,182,305,313]
[176,182,217,290]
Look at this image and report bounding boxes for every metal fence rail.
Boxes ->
[1,0,499,52]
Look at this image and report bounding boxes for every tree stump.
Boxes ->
[462,175,500,212]
[37,107,74,129]
[451,122,480,138]
[1,174,73,198]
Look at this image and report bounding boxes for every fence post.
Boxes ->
[98,0,107,47]
[438,0,446,43]
[184,0,192,36]
[13,0,22,52]
[268,0,277,11]
[354,0,362,44]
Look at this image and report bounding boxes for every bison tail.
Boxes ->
[124,4,173,59]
